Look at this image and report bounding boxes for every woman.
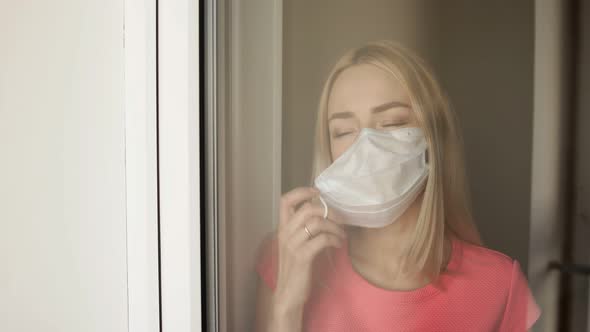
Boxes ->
[254,40,541,331]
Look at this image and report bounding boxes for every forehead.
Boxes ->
[327,64,409,116]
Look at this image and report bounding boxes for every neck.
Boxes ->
[350,193,424,252]
[346,191,430,276]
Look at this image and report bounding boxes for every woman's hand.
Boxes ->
[271,187,347,324]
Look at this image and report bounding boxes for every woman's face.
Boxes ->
[327,64,418,161]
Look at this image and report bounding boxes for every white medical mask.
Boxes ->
[314,127,429,228]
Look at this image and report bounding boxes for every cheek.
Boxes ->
[329,142,339,161]
[330,140,352,161]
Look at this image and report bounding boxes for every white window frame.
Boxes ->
[124,0,201,331]
[157,0,202,331]
[124,0,160,331]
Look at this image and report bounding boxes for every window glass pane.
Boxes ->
[207,1,588,331]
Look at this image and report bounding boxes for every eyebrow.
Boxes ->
[328,100,411,122]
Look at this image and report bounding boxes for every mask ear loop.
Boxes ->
[319,195,328,220]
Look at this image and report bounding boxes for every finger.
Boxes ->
[309,196,343,225]
[300,233,343,262]
[289,217,347,249]
[279,187,319,226]
[284,203,326,235]
[296,201,313,214]
[289,200,344,233]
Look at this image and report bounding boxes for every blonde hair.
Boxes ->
[310,40,483,285]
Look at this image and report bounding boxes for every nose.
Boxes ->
[359,121,377,131]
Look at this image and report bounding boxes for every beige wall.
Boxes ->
[0,1,128,331]
[435,2,535,268]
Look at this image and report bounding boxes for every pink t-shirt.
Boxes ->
[255,234,541,331]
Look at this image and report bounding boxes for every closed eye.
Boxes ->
[382,121,409,127]
[334,131,354,138]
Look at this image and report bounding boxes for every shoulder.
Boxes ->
[454,239,542,330]
[456,238,515,276]
[451,239,516,298]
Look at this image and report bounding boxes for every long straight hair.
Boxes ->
[309,40,483,285]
